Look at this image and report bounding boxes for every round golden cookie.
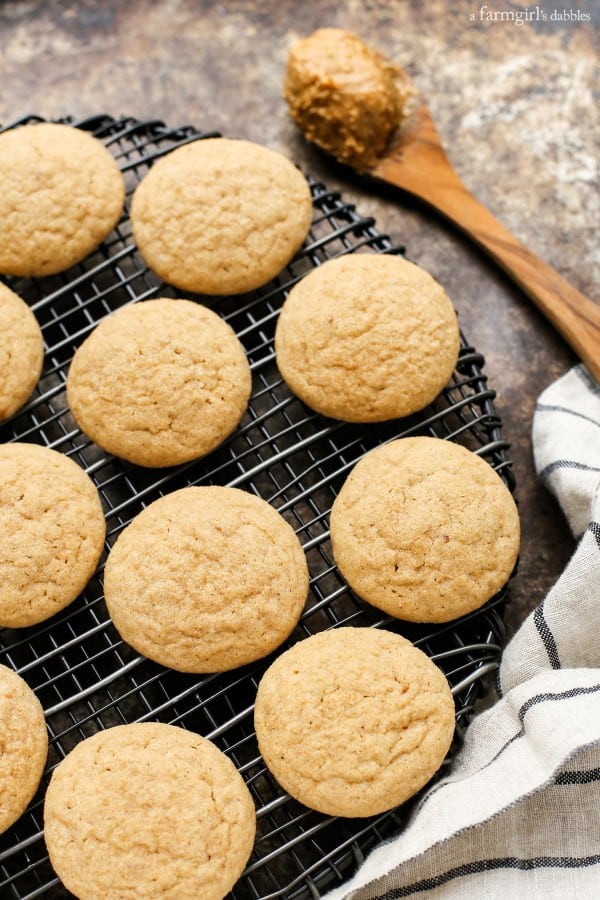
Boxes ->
[274,254,460,422]
[43,722,256,900]
[0,282,44,421]
[330,436,520,623]
[130,137,313,295]
[66,298,252,468]
[0,664,48,834]
[254,627,455,817]
[104,486,309,673]
[0,442,106,628]
[0,122,125,277]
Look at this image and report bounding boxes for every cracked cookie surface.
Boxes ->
[254,627,455,817]
[330,436,520,623]
[43,722,256,900]
[130,137,313,295]
[0,442,105,628]
[104,486,309,673]
[0,664,48,835]
[0,282,44,421]
[66,298,252,467]
[0,122,125,277]
[275,254,460,422]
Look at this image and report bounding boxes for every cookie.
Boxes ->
[130,137,313,295]
[330,436,520,623]
[0,122,125,277]
[66,298,252,468]
[0,664,48,834]
[0,281,44,421]
[43,722,255,900]
[104,486,309,673]
[274,254,460,422]
[0,442,106,628]
[254,627,455,817]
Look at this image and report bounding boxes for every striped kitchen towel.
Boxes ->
[325,364,600,899]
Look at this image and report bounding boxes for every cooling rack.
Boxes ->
[0,114,515,899]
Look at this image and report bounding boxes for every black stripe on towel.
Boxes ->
[539,459,600,479]
[589,522,600,551]
[535,403,600,429]
[575,365,600,396]
[382,853,600,897]
[555,767,600,785]
[534,601,561,669]
[515,685,600,734]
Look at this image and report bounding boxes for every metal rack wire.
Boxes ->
[0,114,514,899]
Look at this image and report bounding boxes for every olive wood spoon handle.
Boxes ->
[371,103,600,381]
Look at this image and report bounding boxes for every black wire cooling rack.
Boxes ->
[0,114,516,899]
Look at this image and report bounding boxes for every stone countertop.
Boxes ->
[0,0,598,640]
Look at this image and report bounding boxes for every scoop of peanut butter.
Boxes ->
[284,28,411,172]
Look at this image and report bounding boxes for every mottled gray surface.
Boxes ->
[1,0,598,638]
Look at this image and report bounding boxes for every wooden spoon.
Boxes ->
[370,102,600,380]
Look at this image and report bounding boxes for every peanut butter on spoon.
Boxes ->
[284,28,414,172]
[283,28,600,380]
